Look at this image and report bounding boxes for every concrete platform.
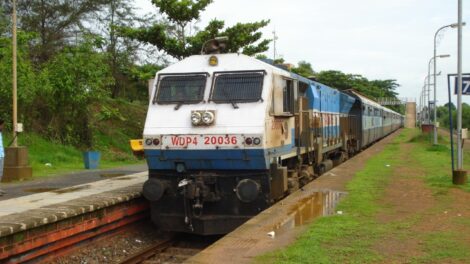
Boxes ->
[187,130,400,264]
[0,164,147,201]
[0,172,149,263]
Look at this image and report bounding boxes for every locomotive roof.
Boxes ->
[347,90,402,116]
[155,53,400,116]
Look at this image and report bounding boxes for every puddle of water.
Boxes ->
[272,191,347,235]
[52,185,91,194]
[100,173,126,178]
[23,187,59,193]
[111,177,133,181]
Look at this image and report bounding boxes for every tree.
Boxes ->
[96,0,145,98]
[36,35,113,146]
[120,0,270,59]
[0,32,38,128]
[315,70,400,103]
[1,0,112,63]
[292,61,314,78]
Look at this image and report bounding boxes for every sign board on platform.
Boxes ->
[453,76,470,95]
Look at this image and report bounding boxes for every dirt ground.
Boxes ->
[374,131,470,263]
[187,131,404,264]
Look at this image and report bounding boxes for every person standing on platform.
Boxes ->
[0,119,5,195]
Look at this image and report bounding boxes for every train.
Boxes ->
[137,52,403,235]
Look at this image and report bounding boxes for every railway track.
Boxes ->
[119,234,220,264]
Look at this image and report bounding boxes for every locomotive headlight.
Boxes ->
[235,179,260,203]
[191,112,202,125]
[202,111,215,125]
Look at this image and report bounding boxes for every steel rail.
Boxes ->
[118,237,176,264]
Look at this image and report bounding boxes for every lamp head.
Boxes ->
[451,22,466,28]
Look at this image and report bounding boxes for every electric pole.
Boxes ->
[12,0,18,147]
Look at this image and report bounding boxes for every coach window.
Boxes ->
[283,79,295,114]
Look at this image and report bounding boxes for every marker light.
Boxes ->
[153,138,160,146]
[191,112,202,125]
[145,138,153,146]
[209,56,218,66]
[202,111,215,125]
[253,137,261,145]
[245,137,253,145]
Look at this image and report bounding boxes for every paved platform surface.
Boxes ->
[0,171,148,237]
[0,164,147,201]
[187,130,401,264]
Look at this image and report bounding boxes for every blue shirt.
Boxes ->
[0,132,4,158]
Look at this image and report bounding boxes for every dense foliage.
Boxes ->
[290,61,402,112]
[0,0,270,148]
[0,0,407,150]
[120,0,270,58]
[436,103,470,129]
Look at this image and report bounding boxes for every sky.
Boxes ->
[134,0,470,106]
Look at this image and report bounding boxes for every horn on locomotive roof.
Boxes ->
[201,36,228,55]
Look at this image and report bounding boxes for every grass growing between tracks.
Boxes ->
[258,129,470,263]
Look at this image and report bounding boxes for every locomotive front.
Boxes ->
[142,54,273,235]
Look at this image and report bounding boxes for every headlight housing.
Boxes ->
[191,110,215,126]
[202,111,215,125]
[191,112,202,125]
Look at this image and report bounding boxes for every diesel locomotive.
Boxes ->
[139,53,403,235]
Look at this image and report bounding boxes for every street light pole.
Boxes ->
[423,75,430,124]
[426,55,449,126]
[433,22,464,145]
[452,0,467,185]
[456,0,463,170]
[12,0,18,147]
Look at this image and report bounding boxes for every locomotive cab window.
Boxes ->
[211,71,265,104]
[154,73,208,105]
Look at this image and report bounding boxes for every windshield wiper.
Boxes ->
[229,100,239,109]
[221,89,239,109]
[174,102,184,110]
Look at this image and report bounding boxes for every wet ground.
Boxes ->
[187,131,402,264]
[0,164,147,201]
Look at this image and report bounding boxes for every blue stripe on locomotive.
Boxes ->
[145,73,359,172]
[145,143,295,171]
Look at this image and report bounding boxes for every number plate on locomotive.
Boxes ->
[162,135,243,149]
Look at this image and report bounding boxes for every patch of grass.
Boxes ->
[258,130,407,264]
[4,132,142,179]
[260,128,470,263]
[412,232,470,263]
[0,99,147,178]
[409,132,470,193]
[1,99,146,179]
